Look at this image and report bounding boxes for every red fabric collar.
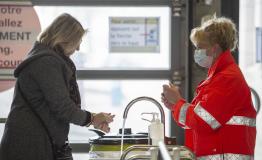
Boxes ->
[197,50,235,88]
[207,49,235,77]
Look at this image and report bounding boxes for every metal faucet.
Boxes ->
[120,145,196,160]
[121,97,196,160]
[123,96,165,136]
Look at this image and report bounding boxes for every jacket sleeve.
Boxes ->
[172,75,243,133]
[28,56,91,126]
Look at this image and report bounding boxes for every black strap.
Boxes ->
[17,81,57,159]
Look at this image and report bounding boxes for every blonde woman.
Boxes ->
[162,17,256,159]
[0,13,114,160]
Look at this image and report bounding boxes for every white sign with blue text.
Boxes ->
[109,17,160,53]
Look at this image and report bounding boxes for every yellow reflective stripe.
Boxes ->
[178,103,190,126]
[194,103,221,129]
[226,116,256,127]
[198,153,254,160]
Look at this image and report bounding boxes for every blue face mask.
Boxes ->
[194,49,213,68]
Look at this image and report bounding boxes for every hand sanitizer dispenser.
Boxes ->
[142,112,164,145]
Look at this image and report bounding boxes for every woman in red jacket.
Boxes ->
[162,17,256,159]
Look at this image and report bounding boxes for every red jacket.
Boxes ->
[172,50,256,159]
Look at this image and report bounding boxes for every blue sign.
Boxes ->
[256,27,262,63]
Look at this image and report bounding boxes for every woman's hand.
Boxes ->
[91,113,114,133]
[161,93,174,110]
[161,83,182,110]
[94,123,110,133]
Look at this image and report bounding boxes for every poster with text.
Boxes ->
[0,2,41,91]
[109,17,160,53]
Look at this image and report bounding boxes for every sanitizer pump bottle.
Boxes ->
[142,112,164,145]
[149,113,164,145]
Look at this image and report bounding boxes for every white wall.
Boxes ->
[239,0,262,159]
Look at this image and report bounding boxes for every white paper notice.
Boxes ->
[109,17,160,53]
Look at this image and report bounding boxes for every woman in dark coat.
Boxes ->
[0,13,114,160]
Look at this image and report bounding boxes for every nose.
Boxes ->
[76,45,80,51]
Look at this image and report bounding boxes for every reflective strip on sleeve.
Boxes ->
[194,102,221,129]
[183,125,191,129]
[197,153,254,160]
[178,103,190,126]
[226,116,256,127]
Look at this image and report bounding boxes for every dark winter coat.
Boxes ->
[0,42,91,160]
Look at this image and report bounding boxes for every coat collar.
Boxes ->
[197,50,235,88]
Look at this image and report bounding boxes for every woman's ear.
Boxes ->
[212,44,223,58]
[212,44,218,53]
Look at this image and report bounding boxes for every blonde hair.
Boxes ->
[190,17,238,51]
[38,13,86,53]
